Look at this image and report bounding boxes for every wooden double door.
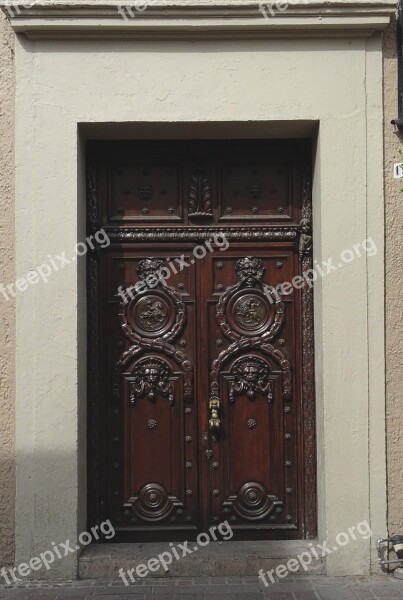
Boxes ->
[87,140,316,542]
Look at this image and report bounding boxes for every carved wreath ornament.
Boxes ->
[115,257,193,404]
[211,256,292,402]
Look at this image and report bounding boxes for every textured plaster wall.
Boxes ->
[13,35,385,578]
[0,2,398,577]
[0,12,15,566]
[384,18,403,537]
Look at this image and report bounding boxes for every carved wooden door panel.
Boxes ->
[103,247,199,541]
[199,249,300,538]
[87,140,316,542]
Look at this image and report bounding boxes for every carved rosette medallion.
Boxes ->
[129,357,174,406]
[124,483,184,522]
[230,356,273,403]
[223,482,283,521]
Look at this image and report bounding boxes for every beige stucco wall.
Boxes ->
[384,18,403,537]
[10,28,385,578]
[0,12,15,568]
[0,2,401,577]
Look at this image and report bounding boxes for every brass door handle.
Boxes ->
[209,397,221,430]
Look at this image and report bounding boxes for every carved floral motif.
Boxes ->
[188,168,212,217]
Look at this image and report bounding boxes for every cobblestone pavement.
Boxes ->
[0,576,403,599]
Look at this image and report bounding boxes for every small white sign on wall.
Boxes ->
[394,163,403,178]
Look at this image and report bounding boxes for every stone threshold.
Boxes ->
[78,540,325,579]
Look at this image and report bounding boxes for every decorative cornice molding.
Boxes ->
[2,1,395,40]
[98,226,299,243]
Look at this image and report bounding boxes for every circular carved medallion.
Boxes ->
[233,294,268,331]
[134,295,169,332]
[130,483,179,522]
[125,289,178,339]
[223,288,275,338]
[120,262,186,343]
[230,481,283,521]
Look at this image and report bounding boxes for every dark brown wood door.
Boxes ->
[87,140,316,542]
